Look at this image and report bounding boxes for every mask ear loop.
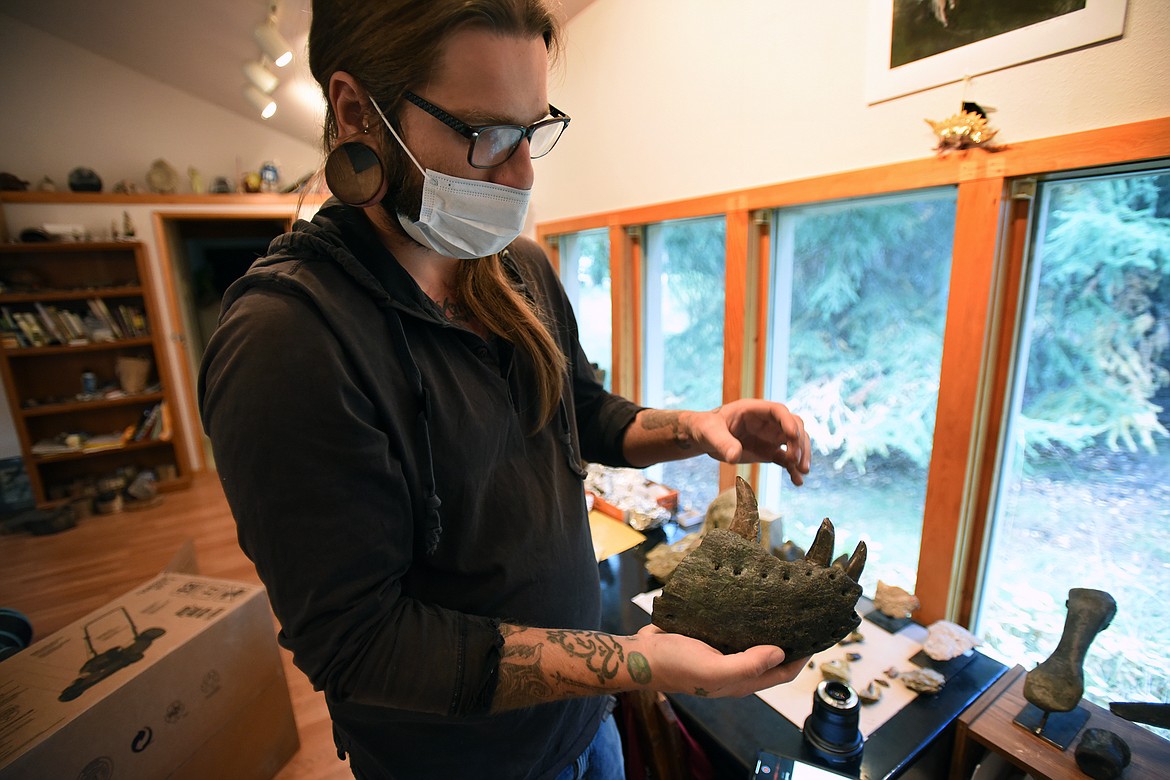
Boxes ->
[369,95,428,178]
[324,133,389,208]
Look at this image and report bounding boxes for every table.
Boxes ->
[598,531,1007,780]
[950,665,1170,780]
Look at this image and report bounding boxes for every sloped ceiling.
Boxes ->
[3,0,596,147]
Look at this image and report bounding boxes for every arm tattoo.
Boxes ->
[640,410,693,451]
[495,627,654,709]
[547,630,626,686]
[628,651,652,684]
[497,630,554,704]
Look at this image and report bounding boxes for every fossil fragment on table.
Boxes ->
[820,659,851,684]
[923,620,982,661]
[901,667,946,694]
[873,580,920,619]
[858,680,883,705]
[651,477,867,657]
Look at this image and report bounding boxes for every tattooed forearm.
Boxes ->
[547,630,626,685]
[493,626,654,712]
[628,651,652,684]
[640,410,693,450]
[496,637,554,705]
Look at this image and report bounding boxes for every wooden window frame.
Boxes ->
[537,116,1170,625]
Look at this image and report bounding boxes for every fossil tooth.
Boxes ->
[728,476,760,542]
[651,479,865,658]
[844,542,867,583]
[804,518,835,566]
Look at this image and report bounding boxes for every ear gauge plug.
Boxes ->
[324,138,388,207]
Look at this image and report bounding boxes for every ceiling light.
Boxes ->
[245,85,278,119]
[254,20,293,68]
[243,61,279,94]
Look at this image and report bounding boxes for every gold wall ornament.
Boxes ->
[925,110,1004,156]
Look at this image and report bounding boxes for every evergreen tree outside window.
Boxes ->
[558,229,612,390]
[976,168,1170,730]
[761,189,958,597]
[643,217,726,511]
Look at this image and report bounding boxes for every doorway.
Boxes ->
[155,213,292,469]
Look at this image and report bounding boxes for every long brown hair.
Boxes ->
[309,0,567,429]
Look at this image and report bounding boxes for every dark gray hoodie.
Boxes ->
[199,200,640,778]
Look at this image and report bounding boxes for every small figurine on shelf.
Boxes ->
[241,171,263,193]
[68,167,103,192]
[121,211,136,240]
[260,161,280,192]
[0,172,30,191]
[188,166,205,194]
[146,159,180,194]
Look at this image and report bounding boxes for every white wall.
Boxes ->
[0,14,323,463]
[1,3,1167,463]
[531,0,1170,224]
[0,14,321,192]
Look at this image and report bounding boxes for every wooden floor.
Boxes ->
[0,471,352,779]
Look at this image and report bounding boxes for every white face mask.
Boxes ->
[370,96,531,260]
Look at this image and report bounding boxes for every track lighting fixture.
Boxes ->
[244,85,278,119]
[243,61,279,94]
[253,14,293,68]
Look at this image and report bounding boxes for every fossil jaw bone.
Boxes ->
[652,477,867,657]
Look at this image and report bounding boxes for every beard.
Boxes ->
[377,145,425,230]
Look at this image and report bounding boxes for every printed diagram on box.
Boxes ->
[58,608,165,702]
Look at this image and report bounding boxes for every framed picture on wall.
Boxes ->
[865,0,1128,104]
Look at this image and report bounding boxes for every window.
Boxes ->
[761,189,957,596]
[558,228,612,390]
[642,216,726,511]
[976,168,1170,725]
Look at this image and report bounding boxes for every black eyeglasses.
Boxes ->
[403,91,570,169]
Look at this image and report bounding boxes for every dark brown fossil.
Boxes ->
[651,477,866,658]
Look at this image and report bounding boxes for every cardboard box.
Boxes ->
[0,573,299,779]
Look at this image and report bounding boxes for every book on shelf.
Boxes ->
[81,432,126,452]
[132,403,162,441]
[87,298,125,340]
[31,435,80,456]
[34,302,69,345]
[114,303,148,337]
[1,306,27,347]
[12,312,49,347]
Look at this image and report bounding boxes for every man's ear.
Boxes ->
[329,71,368,137]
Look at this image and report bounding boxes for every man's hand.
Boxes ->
[684,399,810,486]
[490,623,809,712]
[624,400,811,486]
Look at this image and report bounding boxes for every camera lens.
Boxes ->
[803,680,863,762]
[824,681,852,705]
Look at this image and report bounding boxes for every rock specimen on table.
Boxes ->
[873,580,920,619]
[901,667,946,694]
[652,477,866,658]
[819,659,851,684]
[1075,728,1131,780]
[923,620,982,661]
[1024,588,1117,713]
[857,680,883,705]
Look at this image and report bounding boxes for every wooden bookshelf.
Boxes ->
[0,241,191,506]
